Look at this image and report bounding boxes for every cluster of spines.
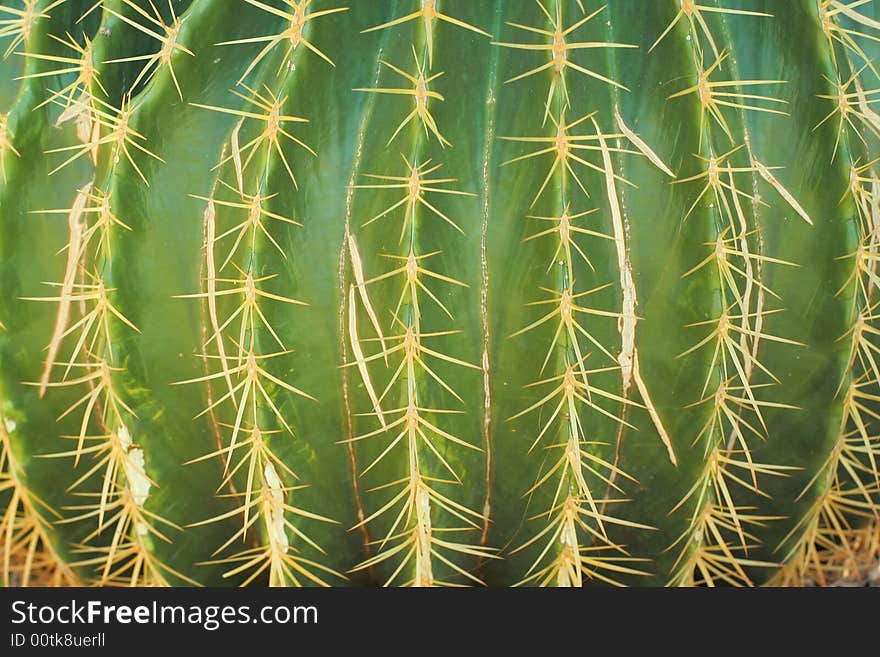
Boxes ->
[177,0,346,587]
[774,0,880,586]
[16,0,192,586]
[0,1,56,185]
[655,2,813,586]
[0,0,65,58]
[495,0,676,587]
[344,1,496,586]
[0,412,79,586]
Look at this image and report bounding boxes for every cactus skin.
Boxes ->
[0,0,878,588]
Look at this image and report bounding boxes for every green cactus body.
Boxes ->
[0,0,878,587]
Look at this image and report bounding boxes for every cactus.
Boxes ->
[0,0,879,588]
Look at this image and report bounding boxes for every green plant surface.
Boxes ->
[1,0,878,587]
